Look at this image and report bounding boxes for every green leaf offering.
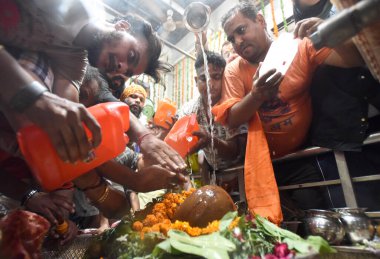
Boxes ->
[305,236,337,254]
[153,229,236,259]
[219,211,237,232]
[255,215,301,241]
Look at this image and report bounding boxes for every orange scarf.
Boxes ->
[213,98,283,225]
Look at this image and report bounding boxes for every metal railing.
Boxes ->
[217,132,380,216]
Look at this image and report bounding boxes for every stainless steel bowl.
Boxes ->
[303,209,345,245]
[183,2,211,33]
[334,207,375,244]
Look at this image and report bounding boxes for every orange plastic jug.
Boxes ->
[17,102,130,191]
[154,99,177,129]
[164,114,200,158]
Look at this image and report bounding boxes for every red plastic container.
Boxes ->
[154,99,177,129]
[164,114,200,158]
[17,102,130,191]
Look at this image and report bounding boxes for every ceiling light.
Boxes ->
[163,9,176,32]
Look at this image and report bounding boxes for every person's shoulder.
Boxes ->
[225,56,248,74]
[298,36,327,53]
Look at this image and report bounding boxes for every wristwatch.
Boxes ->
[21,189,39,206]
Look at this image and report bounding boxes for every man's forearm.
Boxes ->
[227,92,263,128]
[96,161,160,192]
[324,40,364,68]
[127,112,150,142]
[97,160,137,187]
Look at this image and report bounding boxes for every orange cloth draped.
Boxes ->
[213,98,283,225]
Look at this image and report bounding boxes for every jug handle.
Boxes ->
[124,133,130,144]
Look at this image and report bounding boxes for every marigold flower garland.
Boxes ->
[132,189,239,238]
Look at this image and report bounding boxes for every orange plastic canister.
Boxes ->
[164,114,200,158]
[17,102,130,191]
[153,99,177,129]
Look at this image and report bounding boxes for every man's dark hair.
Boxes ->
[221,2,259,29]
[122,14,172,83]
[88,14,172,83]
[195,51,226,70]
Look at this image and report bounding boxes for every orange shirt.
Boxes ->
[221,37,331,157]
[212,37,330,225]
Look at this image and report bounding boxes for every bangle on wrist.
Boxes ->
[9,81,48,112]
[94,184,110,204]
[21,189,39,206]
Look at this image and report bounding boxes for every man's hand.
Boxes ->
[134,165,187,192]
[24,92,101,163]
[25,191,75,225]
[189,127,211,154]
[139,133,187,172]
[251,64,283,102]
[294,17,324,39]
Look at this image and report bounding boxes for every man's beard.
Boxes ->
[129,105,142,118]
[108,75,126,99]
[87,31,123,68]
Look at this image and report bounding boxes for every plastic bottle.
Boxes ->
[17,102,130,191]
[164,114,200,158]
[153,99,177,129]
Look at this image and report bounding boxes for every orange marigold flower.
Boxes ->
[151,224,160,232]
[187,227,202,236]
[153,203,165,213]
[166,209,174,219]
[142,226,151,233]
[155,212,167,222]
[132,221,143,231]
[162,219,171,225]
[143,214,158,227]
[228,217,240,230]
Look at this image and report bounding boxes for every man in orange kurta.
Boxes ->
[213,2,364,225]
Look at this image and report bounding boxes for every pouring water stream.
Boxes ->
[198,32,217,185]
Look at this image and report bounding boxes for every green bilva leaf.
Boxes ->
[219,211,238,232]
[152,239,182,256]
[306,236,337,254]
[256,215,301,240]
[283,237,313,254]
[283,235,336,255]
[163,230,236,259]
[170,238,229,259]
[169,230,235,250]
